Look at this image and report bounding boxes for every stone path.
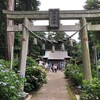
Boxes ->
[30,71,73,100]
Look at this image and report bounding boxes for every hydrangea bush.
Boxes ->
[13,57,47,93]
[64,64,83,86]
[24,57,47,92]
[24,65,47,92]
[80,78,100,100]
[0,65,24,100]
[64,63,100,100]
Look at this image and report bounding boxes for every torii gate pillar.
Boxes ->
[80,17,92,81]
[20,18,29,78]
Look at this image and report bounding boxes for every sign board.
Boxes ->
[49,9,59,28]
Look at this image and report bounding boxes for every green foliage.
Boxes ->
[83,0,100,64]
[15,0,40,11]
[13,56,39,73]
[52,32,66,50]
[24,57,46,92]
[14,32,22,56]
[84,0,100,42]
[0,65,24,100]
[12,56,47,93]
[0,0,41,59]
[64,62,100,100]
[28,32,46,57]
[26,56,38,66]
[80,78,100,100]
[24,65,46,92]
[90,64,100,78]
[12,58,20,73]
[0,0,7,59]
[84,0,100,10]
[0,59,10,68]
[64,64,83,86]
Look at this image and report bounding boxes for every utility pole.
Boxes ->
[80,17,92,81]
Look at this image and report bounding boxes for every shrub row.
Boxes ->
[64,63,100,100]
[64,64,83,86]
[0,64,24,100]
[24,65,46,92]
[0,57,47,99]
[13,57,47,92]
[80,78,100,100]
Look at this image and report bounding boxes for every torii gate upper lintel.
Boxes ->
[3,9,100,20]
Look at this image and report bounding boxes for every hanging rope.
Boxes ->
[62,23,88,41]
[22,23,53,44]
[22,23,87,44]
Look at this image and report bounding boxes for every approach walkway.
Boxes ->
[30,70,73,100]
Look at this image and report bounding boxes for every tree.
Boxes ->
[84,0,100,42]
[28,32,46,57]
[84,0,100,10]
[15,0,40,11]
[6,0,15,61]
[0,0,40,60]
[0,0,7,59]
[84,0,100,62]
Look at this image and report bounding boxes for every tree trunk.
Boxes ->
[6,0,15,60]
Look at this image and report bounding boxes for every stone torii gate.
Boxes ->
[3,9,100,81]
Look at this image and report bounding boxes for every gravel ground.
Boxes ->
[30,70,73,100]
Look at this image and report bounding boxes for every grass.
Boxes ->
[66,80,77,100]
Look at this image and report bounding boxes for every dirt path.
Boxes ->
[30,71,73,100]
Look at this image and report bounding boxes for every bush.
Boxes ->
[13,57,39,73]
[12,57,47,93]
[24,65,46,92]
[80,78,100,100]
[12,58,19,73]
[64,64,74,78]
[26,57,38,66]
[64,62,100,99]
[24,57,47,92]
[0,59,10,68]
[0,65,24,100]
[64,64,83,86]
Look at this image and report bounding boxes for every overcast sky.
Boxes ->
[39,0,86,10]
[34,0,86,41]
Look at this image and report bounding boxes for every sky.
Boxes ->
[34,0,86,41]
[39,0,85,10]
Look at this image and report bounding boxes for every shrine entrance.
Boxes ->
[3,9,100,81]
